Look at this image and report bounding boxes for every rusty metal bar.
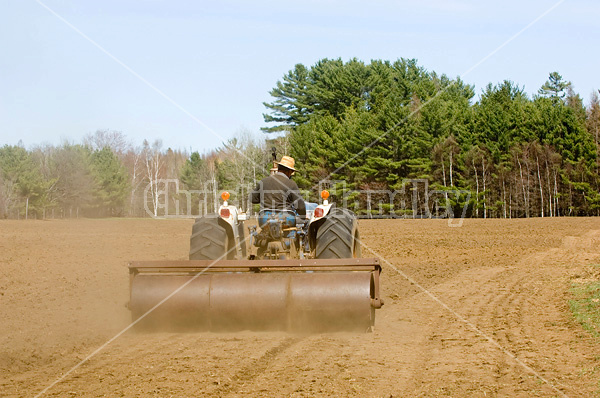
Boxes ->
[130,258,380,269]
[129,258,381,275]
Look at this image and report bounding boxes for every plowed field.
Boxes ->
[1,218,599,397]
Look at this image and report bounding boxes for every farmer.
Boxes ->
[250,156,306,218]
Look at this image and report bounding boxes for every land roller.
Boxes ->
[128,190,383,332]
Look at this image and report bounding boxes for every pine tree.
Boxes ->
[89,147,129,216]
[0,145,47,218]
[180,152,205,190]
[262,63,313,133]
[538,71,571,103]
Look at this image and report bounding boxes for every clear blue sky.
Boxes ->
[1,0,598,152]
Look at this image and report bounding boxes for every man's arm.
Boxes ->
[287,182,306,217]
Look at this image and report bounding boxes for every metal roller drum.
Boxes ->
[129,274,211,330]
[288,272,374,332]
[128,259,382,332]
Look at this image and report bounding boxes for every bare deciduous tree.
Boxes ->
[143,139,165,217]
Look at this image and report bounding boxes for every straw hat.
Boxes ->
[277,156,296,171]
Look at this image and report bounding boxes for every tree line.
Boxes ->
[1,57,599,219]
[263,58,600,217]
[0,127,290,219]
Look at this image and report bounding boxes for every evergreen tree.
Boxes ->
[0,145,47,218]
[180,151,205,190]
[538,71,571,102]
[89,147,129,216]
[262,63,313,133]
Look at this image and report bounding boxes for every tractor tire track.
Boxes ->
[211,336,303,397]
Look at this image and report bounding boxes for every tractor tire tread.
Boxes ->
[315,208,358,259]
[189,216,228,260]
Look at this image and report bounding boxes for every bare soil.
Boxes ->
[1,217,599,397]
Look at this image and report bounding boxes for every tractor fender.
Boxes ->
[217,204,247,259]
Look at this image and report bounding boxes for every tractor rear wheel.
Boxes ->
[189,215,231,260]
[315,208,361,259]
